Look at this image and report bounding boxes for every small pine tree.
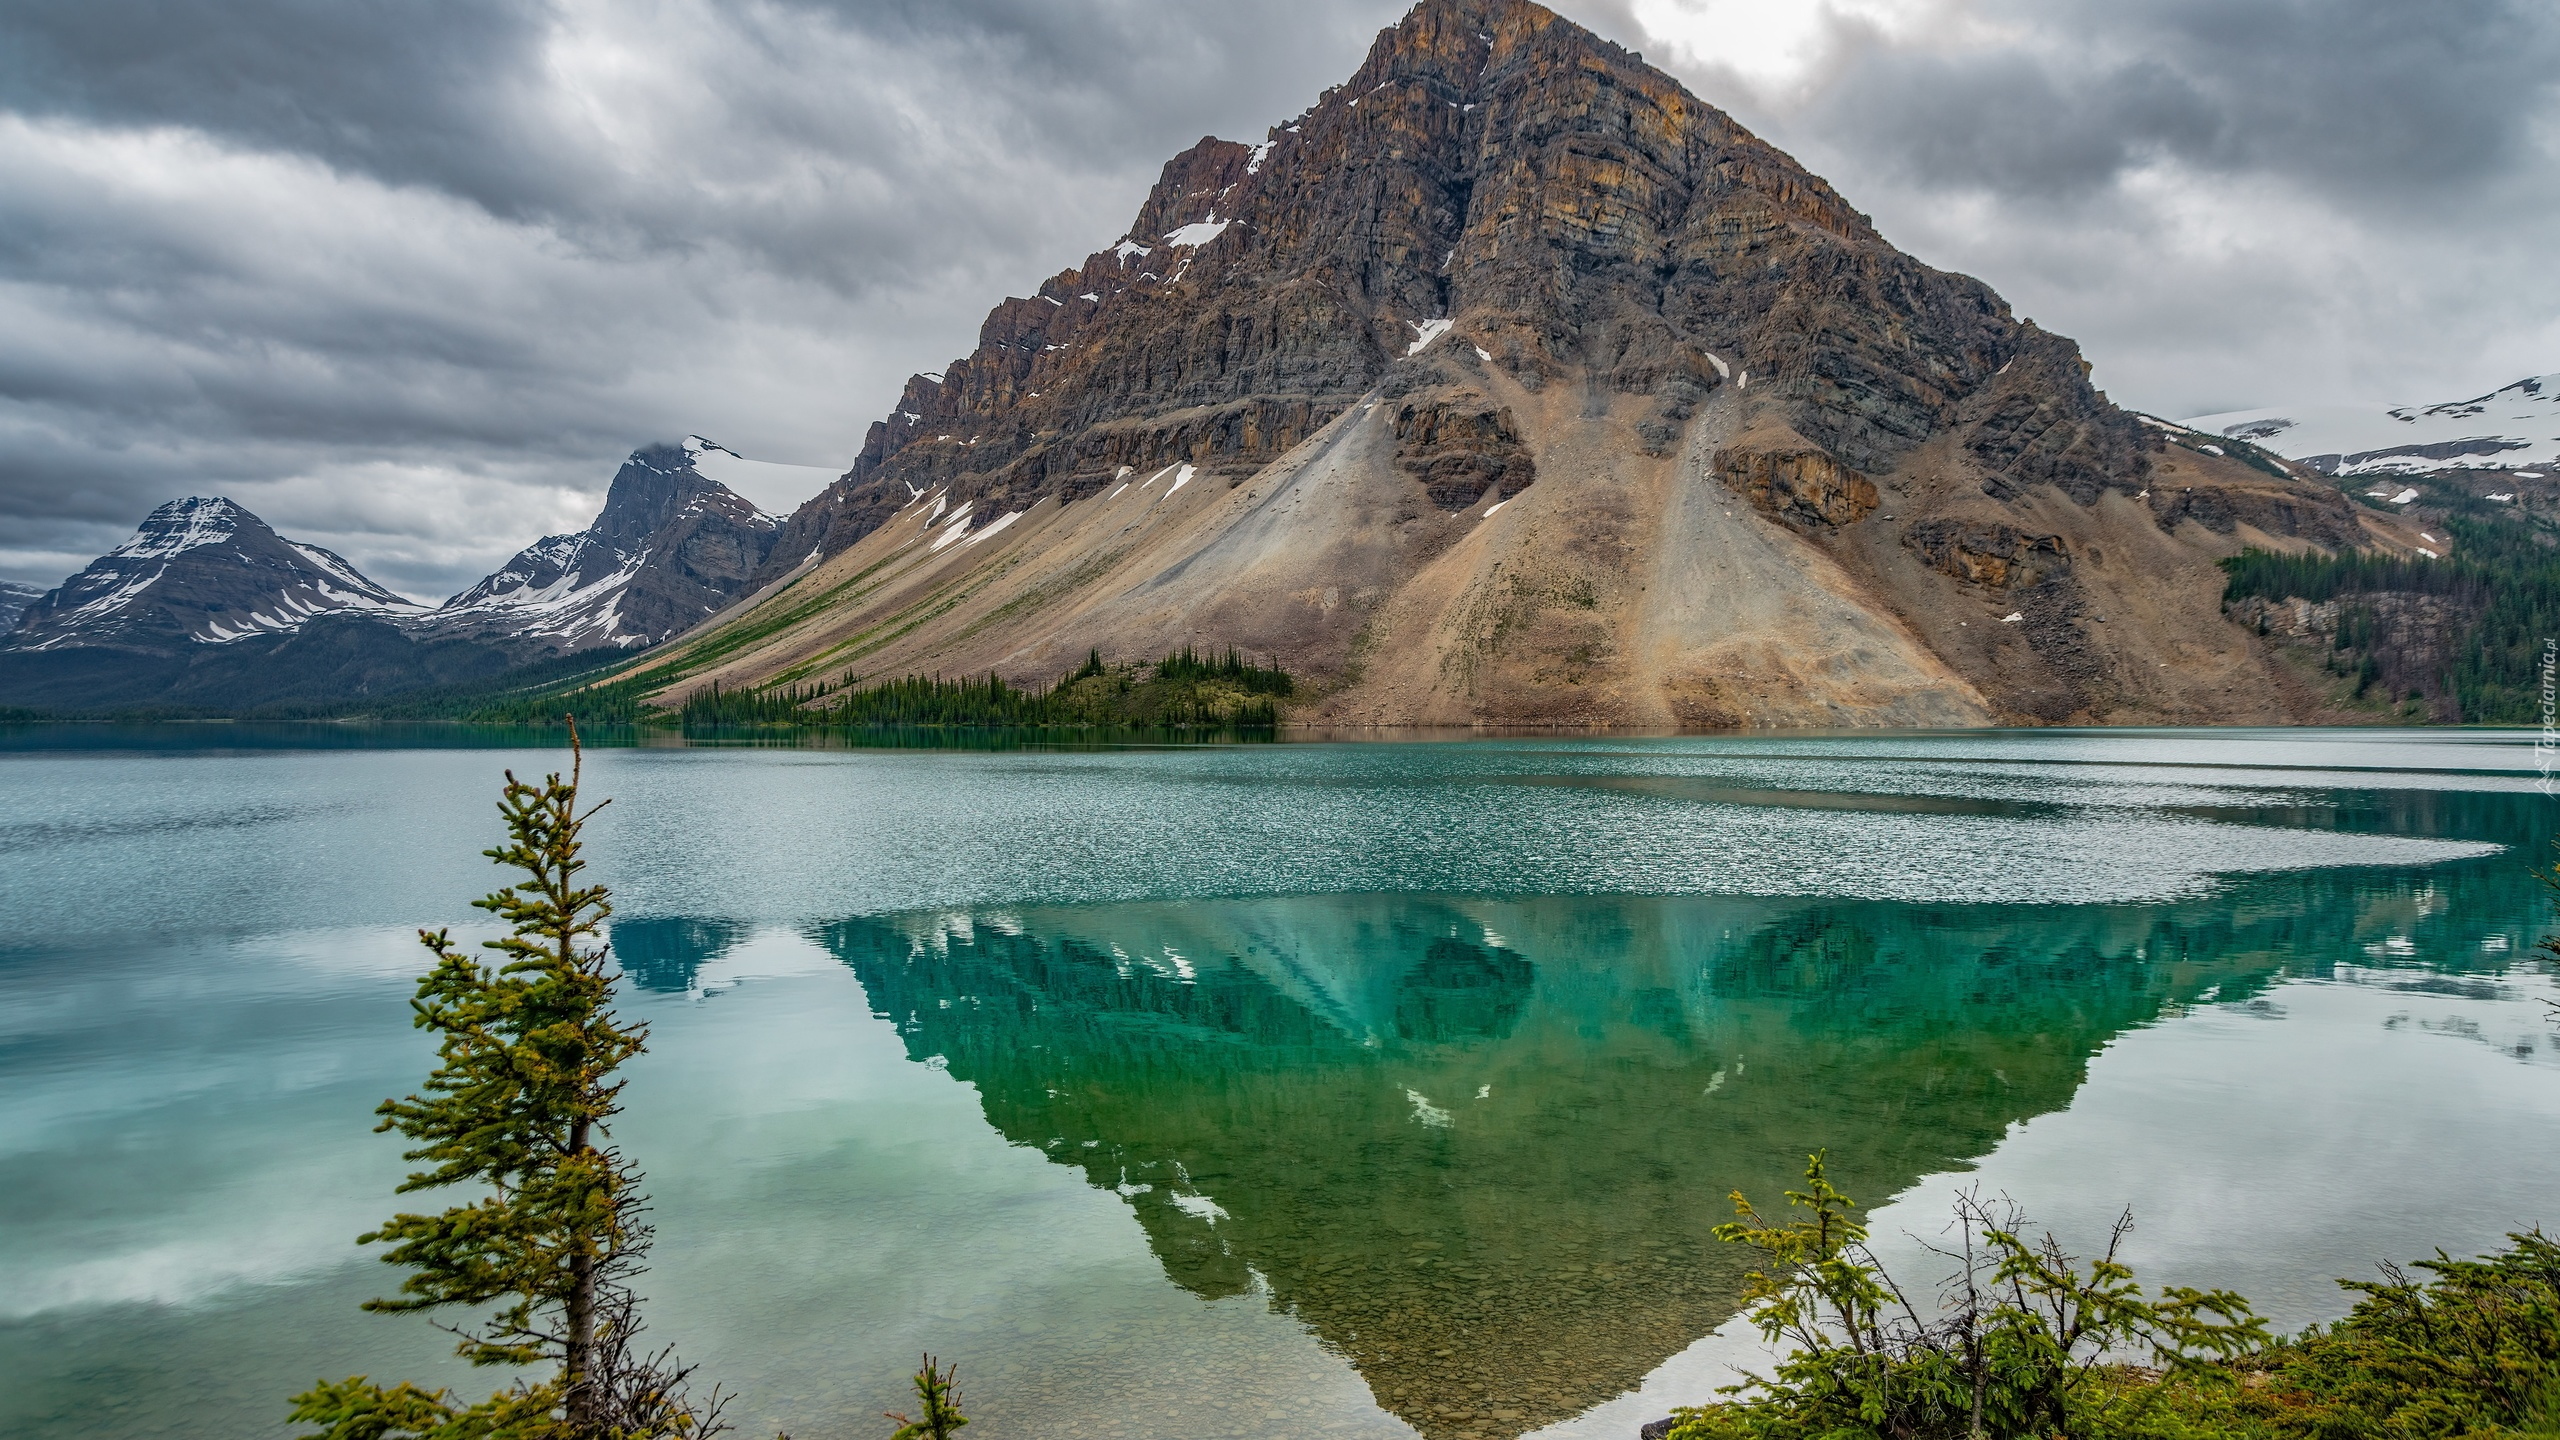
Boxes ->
[884,1356,968,1440]
[289,724,722,1439]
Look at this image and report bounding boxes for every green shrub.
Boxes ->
[1666,1155,2560,1440]
[1669,1155,2262,1440]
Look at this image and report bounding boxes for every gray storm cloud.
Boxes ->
[1,0,2552,596]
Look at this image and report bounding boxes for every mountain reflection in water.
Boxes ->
[797,864,2505,1440]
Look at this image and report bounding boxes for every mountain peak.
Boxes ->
[677,0,2387,732]
[435,442,781,650]
[5,495,418,656]
[108,496,251,561]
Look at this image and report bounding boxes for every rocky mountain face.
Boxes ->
[430,441,782,652]
[0,496,463,713]
[0,445,783,714]
[664,0,2417,727]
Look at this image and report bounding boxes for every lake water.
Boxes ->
[2,726,2556,1440]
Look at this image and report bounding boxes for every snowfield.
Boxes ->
[2186,374,2560,476]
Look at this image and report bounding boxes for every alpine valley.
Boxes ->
[8,0,2543,726]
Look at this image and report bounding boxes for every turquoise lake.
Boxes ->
[2,727,2556,1439]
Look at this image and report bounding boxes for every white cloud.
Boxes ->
[1629,0,1965,98]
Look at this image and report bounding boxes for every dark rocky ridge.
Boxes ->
[758,0,2148,583]
[1393,396,1537,510]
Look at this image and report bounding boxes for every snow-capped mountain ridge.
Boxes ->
[2,442,793,715]
[2187,374,2560,477]
[427,442,781,651]
[0,581,41,633]
[108,494,242,560]
[7,497,423,654]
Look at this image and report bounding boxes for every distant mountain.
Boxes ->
[2187,375,2560,477]
[0,497,491,713]
[430,440,784,652]
[0,443,799,716]
[0,581,45,633]
[7,496,423,655]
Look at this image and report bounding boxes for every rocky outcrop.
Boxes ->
[1715,446,1878,528]
[2227,591,2480,720]
[1903,520,2067,589]
[2145,479,2363,548]
[1965,330,2150,505]
[1394,396,1536,510]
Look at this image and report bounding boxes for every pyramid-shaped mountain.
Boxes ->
[7,496,423,656]
[654,0,2413,726]
[429,440,781,652]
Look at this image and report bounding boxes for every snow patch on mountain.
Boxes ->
[109,496,240,560]
[6,496,425,652]
[2187,374,2560,476]
[1162,217,1230,249]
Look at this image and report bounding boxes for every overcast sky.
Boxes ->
[3,0,2554,599]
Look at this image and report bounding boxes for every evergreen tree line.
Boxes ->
[676,679,839,726]
[1147,646,1296,697]
[2222,513,2560,721]
[670,649,1291,732]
